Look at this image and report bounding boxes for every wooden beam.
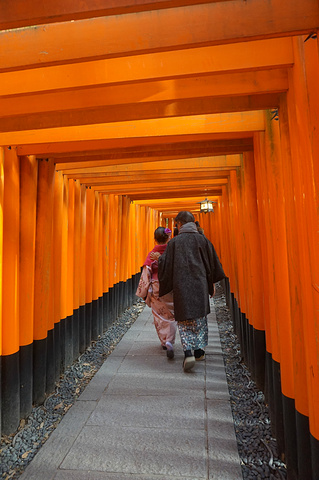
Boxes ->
[2,111,264,148]
[0,1,316,69]
[0,93,281,132]
[53,139,252,165]
[0,39,293,95]
[0,1,230,30]
[18,132,254,157]
[0,70,288,118]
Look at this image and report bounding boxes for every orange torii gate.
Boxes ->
[0,2,318,479]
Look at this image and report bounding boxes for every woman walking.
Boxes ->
[136,227,176,358]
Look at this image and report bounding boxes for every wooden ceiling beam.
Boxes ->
[0,39,293,95]
[1,1,316,69]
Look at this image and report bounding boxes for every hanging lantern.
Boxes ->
[198,198,216,213]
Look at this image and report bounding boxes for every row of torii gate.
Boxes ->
[0,2,319,480]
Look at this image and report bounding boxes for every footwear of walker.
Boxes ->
[166,341,174,359]
[183,355,195,372]
[194,349,205,361]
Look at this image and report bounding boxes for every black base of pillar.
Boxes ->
[60,317,66,373]
[65,314,73,368]
[19,343,33,419]
[311,433,319,480]
[272,359,285,457]
[79,304,86,353]
[72,308,80,361]
[85,303,92,348]
[33,338,47,405]
[282,394,298,480]
[91,299,98,341]
[53,322,61,382]
[103,291,109,330]
[1,351,20,435]
[253,328,266,391]
[295,410,312,480]
[98,296,103,336]
[46,328,55,395]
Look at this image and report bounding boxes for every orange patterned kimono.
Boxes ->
[136,245,176,348]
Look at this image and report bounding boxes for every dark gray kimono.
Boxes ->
[158,226,225,323]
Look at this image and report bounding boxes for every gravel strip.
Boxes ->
[214,283,287,480]
[0,300,145,480]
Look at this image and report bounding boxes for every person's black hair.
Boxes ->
[173,227,179,237]
[154,226,169,244]
[195,221,200,227]
[175,211,195,224]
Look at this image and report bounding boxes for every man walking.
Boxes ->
[158,211,225,372]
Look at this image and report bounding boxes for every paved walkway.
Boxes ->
[21,300,243,480]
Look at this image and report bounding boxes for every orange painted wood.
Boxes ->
[66,179,75,317]
[73,180,81,310]
[92,192,100,299]
[53,171,63,324]
[16,132,254,157]
[0,2,313,69]
[242,152,264,331]
[0,39,293,97]
[85,188,95,304]
[253,133,273,356]
[19,155,37,346]
[2,147,19,355]
[79,185,87,306]
[0,1,234,30]
[60,175,68,320]
[279,95,309,419]
[0,148,3,355]
[33,159,55,341]
[0,70,287,119]
[0,111,265,148]
[102,195,110,293]
[286,37,319,438]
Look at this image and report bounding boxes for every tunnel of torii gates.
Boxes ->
[0,0,318,478]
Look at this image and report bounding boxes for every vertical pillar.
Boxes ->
[19,155,37,418]
[73,180,81,360]
[60,175,68,370]
[85,188,94,346]
[0,147,3,435]
[65,179,74,367]
[1,146,20,434]
[33,158,54,405]
[53,171,63,380]
[79,185,87,352]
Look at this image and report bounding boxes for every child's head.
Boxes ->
[154,226,171,244]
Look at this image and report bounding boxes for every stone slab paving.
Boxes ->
[20,301,243,480]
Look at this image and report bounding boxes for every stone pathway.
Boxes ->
[20,300,242,480]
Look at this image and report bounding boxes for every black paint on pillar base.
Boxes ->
[119,281,124,315]
[108,286,114,324]
[282,394,298,480]
[127,277,133,305]
[114,283,119,319]
[79,304,86,354]
[85,303,92,349]
[64,315,73,369]
[46,328,56,395]
[310,433,319,480]
[19,343,33,419]
[247,321,256,378]
[272,359,285,457]
[295,410,312,480]
[252,328,266,391]
[33,338,47,405]
[72,308,80,362]
[98,296,103,336]
[91,299,99,341]
[59,317,66,373]
[103,292,109,330]
[53,322,61,383]
[1,351,20,435]
[239,310,248,366]
[265,352,274,413]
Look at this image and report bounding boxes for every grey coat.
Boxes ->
[158,224,225,323]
